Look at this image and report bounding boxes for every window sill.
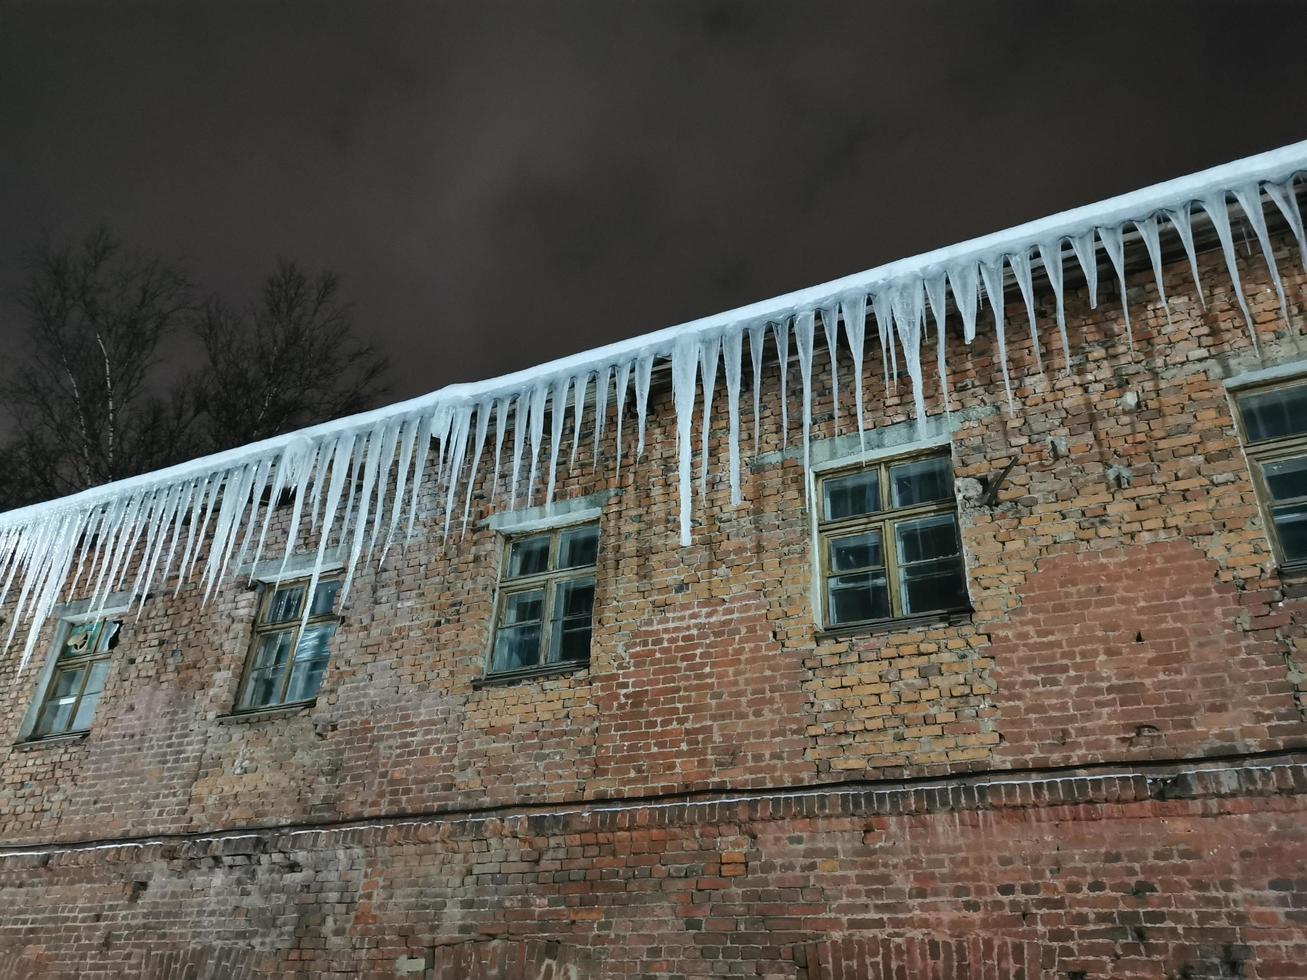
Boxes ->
[815,607,972,642]
[473,660,590,689]
[14,731,90,751]
[216,699,316,724]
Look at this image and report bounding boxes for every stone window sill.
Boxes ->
[216,699,316,724]
[815,607,972,642]
[473,660,590,689]
[14,731,90,751]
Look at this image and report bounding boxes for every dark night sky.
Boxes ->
[3,1,1307,404]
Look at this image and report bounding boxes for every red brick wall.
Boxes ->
[2,228,1307,975]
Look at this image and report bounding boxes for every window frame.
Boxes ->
[485,519,599,680]
[233,575,343,713]
[24,617,122,741]
[812,445,970,633]
[1231,374,1307,574]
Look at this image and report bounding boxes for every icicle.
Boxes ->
[544,377,570,505]
[592,365,611,471]
[890,284,927,426]
[612,361,630,477]
[1233,183,1290,327]
[979,257,1015,414]
[871,291,895,390]
[722,329,743,505]
[1201,192,1258,347]
[381,418,419,561]
[793,311,816,496]
[697,335,720,499]
[634,354,654,460]
[923,274,952,415]
[461,403,491,536]
[299,433,355,641]
[747,322,766,454]
[1134,214,1173,327]
[671,339,699,547]
[490,398,507,502]
[1265,178,1307,270]
[440,406,472,542]
[947,263,980,343]
[819,304,841,431]
[1036,240,1072,373]
[1096,224,1134,352]
[569,372,588,473]
[345,425,386,601]
[841,291,867,450]
[1069,230,1099,310]
[1165,203,1206,309]
[771,318,791,446]
[365,421,402,557]
[525,382,549,506]
[1008,249,1043,372]
[403,413,434,544]
[509,393,527,508]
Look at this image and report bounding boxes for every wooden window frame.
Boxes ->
[1231,375,1307,575]
[234,576,342,712]
[28,618,120,740]
[814,448,969,632]
[486,521,599,680]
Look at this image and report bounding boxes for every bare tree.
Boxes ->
[0,228,195,506]
[194,260,388,453]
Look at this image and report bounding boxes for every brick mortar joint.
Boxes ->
[3,752,1306,868]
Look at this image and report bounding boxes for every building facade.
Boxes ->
[2,147,1307,978]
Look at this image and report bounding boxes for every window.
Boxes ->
[815,451,969,629]
[30,619,120,738]
[489,522,599,676]
[237,577,341,710]
[1234,377,1307,571]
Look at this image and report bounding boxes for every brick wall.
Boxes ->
[1,228,1307,976]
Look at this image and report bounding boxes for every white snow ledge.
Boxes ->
[0,138,1304,666]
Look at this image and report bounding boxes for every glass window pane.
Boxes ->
[492,623,542,672]
[829,531,883,572]
[310,580,341,617]
[554,578,595,619]
[1239,383,1307,443]
[507,535,550,577]
[61,622,99,659]
[554,623,592,663]
[285,656,329,703]
[896,514,961,565]
[98,621,121,652]
[82,660,110,697]
[252,631,295,671]
[889,456,953,508]
[35,697,76,737]
[49,666,85,700]
[822,471,879,520]
[1273,502,1307,563]
[899,557,969,615]
[558,525,599,569]
[1263,456,1307,502]
[265,586,305,624]
[241,667,282,709]
[827,572,890,625]
[501,589,544,626]
[295,624,336,663]
[70,690,102,731]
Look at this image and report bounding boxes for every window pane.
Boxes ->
[1263,456,1307,502]
[554,623,592,663]
[294,624,336,663]
[265,585,305,624]
[501,589,544,626]
[49,666,85,700]
[492,623,542,672]
[507,535,550,577]
[70,690,102,731]
[823,470,879,521]
[1239,383,1307,443]
[310,580,340,617]
[35,697,76,737]
[829,531,883,572]
[240,667,282,709]
[81,659,110,697]
[827,572,890,625]
[899,557,969,615]
[554,578,595,619]
[98,620,121,652]
[252,631,295,671]
[61,622,99,659]
[558,525,599,569]
[896,514,961,564]
[890,456,953,508]
[285,655,329,703]
[1273,502,1307,563]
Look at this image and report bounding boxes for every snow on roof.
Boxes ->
[1,139,1305,665]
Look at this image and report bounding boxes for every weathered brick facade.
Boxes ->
[2,224,1307,977]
